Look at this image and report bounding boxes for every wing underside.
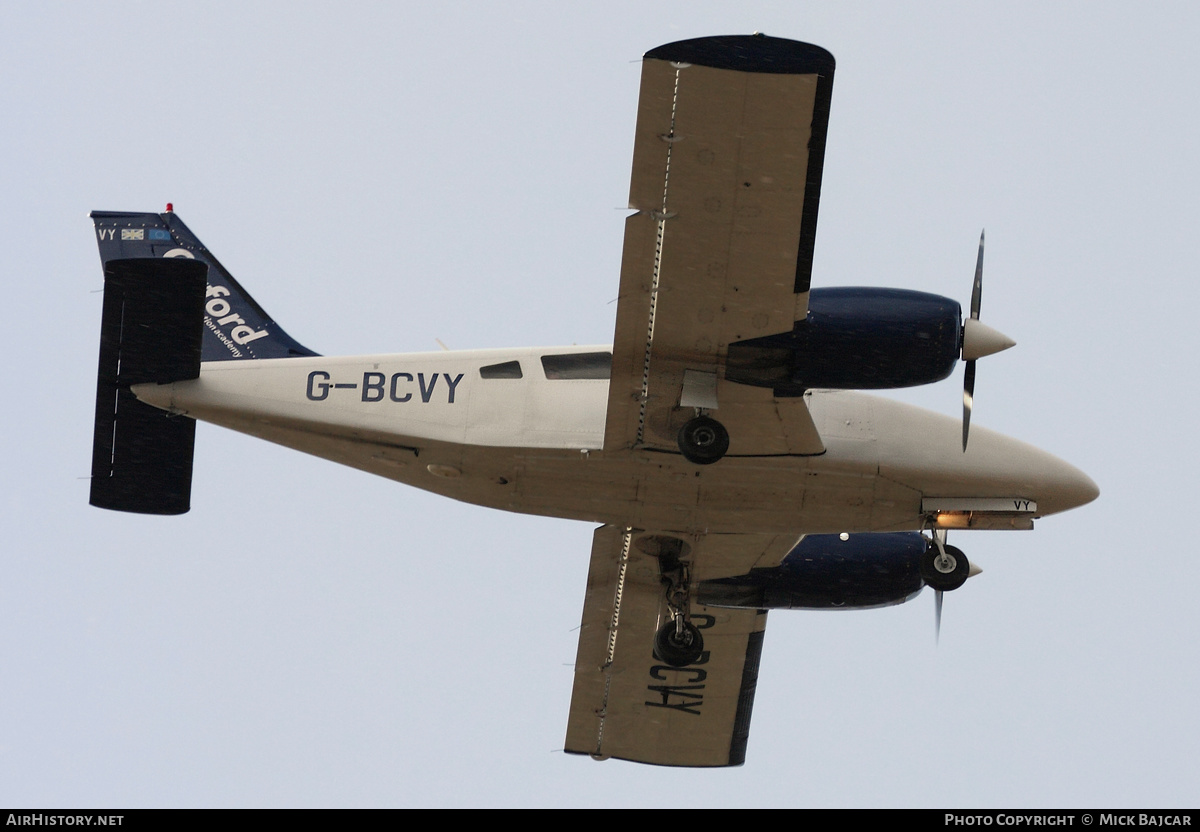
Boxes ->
[604,35,835,458]
[568,35,837,767]
[564,525,796,767]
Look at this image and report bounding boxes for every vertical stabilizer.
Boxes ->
[90,209,318,361]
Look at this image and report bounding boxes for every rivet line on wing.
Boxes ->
[596,527,634,755]
[604,528,633,667]
[636,65,682,446]
[595,672,611,756]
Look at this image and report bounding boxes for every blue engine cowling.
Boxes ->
[697,532,928,610]
[725,287,962,395]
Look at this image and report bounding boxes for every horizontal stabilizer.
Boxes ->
[90,258,208,514]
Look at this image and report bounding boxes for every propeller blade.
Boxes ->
[962,230,986,452]
[970,230,984,320]
[935,589,944,644]
[963,359,976,451]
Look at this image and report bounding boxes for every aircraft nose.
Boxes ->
[955,424,1099,519]
[1041,456,1099,516]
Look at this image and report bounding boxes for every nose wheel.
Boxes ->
[677,415,729,465]
[920,538,970,591]
[920,528,977,643]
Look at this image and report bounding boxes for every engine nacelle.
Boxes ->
[697,532,927,610]
[725,287,962,395]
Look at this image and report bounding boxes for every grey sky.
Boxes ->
[2,1,1196,807]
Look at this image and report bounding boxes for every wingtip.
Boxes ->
[645,35,835,75]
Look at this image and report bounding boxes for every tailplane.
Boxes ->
[90,257,208,514]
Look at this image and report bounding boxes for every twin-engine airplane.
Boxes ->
[88,35,1097,767]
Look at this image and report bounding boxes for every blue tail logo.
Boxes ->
[90,208,318,361]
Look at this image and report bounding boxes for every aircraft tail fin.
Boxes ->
[90,258,209,514]
[90,208,318,361]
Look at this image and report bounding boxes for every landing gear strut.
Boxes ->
[653,549,704,667]
[677,415,729,465]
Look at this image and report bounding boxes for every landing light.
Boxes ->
[934,512,972,529]
[928,510,1035,531]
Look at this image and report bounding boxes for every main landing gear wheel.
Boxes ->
[920,543,970,592]
[677,416,729,465]
[654,620,705,667]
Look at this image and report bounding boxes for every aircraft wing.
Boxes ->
[564,525,796,767]
[604,35,834,457]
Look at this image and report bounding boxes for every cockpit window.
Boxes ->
[480,360,523,379]
[540,352,612,380]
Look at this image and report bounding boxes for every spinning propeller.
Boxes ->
[934,584,944,644]
[960,231,1016,451]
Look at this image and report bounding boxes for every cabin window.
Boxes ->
[540,352,612,380]
[480,360,523,379]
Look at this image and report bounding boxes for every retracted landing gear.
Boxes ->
[677,415,729,465]
[652,548,704,667]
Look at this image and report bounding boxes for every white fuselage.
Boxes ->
[133,345,1098,537]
